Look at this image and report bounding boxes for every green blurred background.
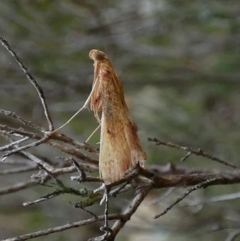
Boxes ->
[0,0,240,240]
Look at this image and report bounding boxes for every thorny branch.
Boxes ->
[1,38,240,241]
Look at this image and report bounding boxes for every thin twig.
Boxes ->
[70,201,98,219]
[0,166,37,175]
[0,123,99,167]
[3,214,122,241]
[0,158,33,165]
[110,181,131,197]
[0,124,41,140]
[0,37,54,131]
[183,191,240,207]
[148,137,238,169]
[180,151,191,162]
[0,136,30,151]
[23,190,64,206]
[0,180,36,195]
[52,133,99,153]
[47,141,98,165]
[154,177,218,219]
[109,184,152,240]
[225,230,240,241]
[0,109,43,131]
[21,151,54,172]
[2,134,51,161]
[144,187,175,206]
[71,158,87,181]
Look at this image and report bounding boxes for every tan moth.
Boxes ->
[89,49,147,184]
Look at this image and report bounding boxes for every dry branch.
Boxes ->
[1,39,240,241]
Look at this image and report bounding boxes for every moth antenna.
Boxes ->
[51,76,100,133]
[85,124,101,143]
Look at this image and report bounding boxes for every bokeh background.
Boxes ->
[0,0,240,240]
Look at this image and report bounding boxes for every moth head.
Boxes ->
[89,49,107,61]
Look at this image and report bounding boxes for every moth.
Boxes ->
[89,49,147,184]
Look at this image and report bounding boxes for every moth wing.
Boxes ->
[99,111,146,184]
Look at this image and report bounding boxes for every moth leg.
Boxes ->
[99,184,112,238]
[94,183,105,194]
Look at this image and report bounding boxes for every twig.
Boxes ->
[0,166,37,175]
[23,190,64,206]
[24,161,101,207]
[150,171,240,189]
[154,177,218,219]
[47,141,98,165]
[183,191,240,207]
[109,184,152,240]
[2,134,51,161]
[0,180,36,195]
[0,124,41,140]
[106,162,143,189]
[70,201,98,219]
[110,181,131,197]
[0,109,43,131]
[148,137,238,169]
[225,230,240,241]
[0,124,51,161]
[180,151,191,162]
[0,158,33,165]
[0,136,30,151]
[0,37,54,131]
[71,159,87,181]
[3,214,122,241]
[21,151,54,172]
[51,133,99,153]
[144,187,175,206]
[0,124,99,166]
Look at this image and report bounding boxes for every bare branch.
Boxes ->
[109,183,152,240]
[0,124,41,140]
[51,133,99,153]
[0,180,36,195]
[148,137,238,169]
[0,37,54,131]
[0,136,30,152]
[2,134,50,161]
[70,202,98,219]
[21,151,54,172]
[180,151,191,162]
[0,166,37,175]
[183,191,240,207]
[0,109,43,131]
[225,230,240,241]
[150,170,240,188]
[71,158,87,181]
[154,177,218,219]
[144,187,175,206]
[0,124,98,166]
[47,141,98,165]
[3,214,122,241]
